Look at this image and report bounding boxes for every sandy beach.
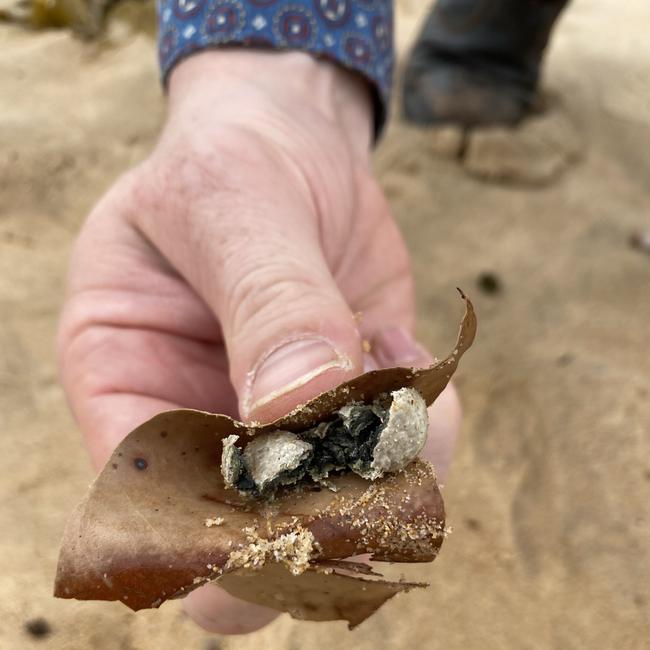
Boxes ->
[1,0,649,647]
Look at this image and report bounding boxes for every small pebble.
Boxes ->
[629,230,650,256]
[464,517,482,532]
[24,617,52,639]
[476,271,502,295]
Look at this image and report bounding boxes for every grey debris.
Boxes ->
[242,431,313,493]
[220,388,428,496]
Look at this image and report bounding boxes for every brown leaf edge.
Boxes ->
[217,562,428,630]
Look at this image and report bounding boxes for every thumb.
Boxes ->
[221,231,363,423]
[145,183,364,423]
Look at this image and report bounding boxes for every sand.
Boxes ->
[1,0,649,648]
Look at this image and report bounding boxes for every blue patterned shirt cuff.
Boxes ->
[157,0,393,134]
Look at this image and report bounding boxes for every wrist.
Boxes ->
[167,49,374,153]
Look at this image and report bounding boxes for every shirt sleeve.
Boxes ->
[157,0,393,133]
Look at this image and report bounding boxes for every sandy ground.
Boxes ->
[1,0,649,648]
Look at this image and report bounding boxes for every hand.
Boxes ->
[57,50,461,634]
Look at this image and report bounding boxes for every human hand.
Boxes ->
[57,50,460,634]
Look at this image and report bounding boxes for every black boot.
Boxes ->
[403,0,569,127]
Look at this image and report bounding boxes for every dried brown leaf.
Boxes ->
[54,292,476,626]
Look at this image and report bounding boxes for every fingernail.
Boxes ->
[243,337,351,417]
[372,327,434,368]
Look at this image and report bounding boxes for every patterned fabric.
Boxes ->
[157,0,393,131]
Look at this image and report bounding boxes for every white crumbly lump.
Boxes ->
[363,387,429,480]
[242,431,313,492]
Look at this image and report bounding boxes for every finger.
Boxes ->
[60,323,234,469]
[80,393,181,470]
[421,383,461,484]
[216,218,363,423]
[137,148,364,423]
[369,327,461,483]
[331,176,417,336]
[183,584,278,635]
[59,178,237,467]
